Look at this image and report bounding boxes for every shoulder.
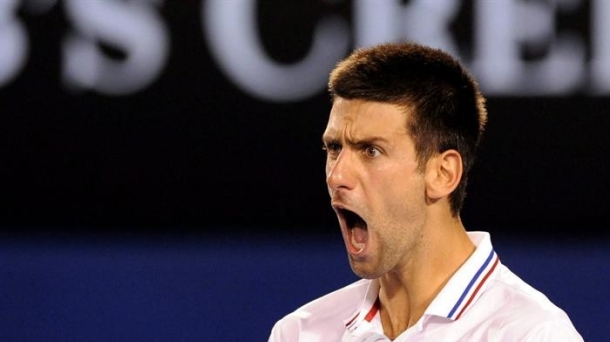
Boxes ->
[268,279,370,342]
[475,264,583,341]
[490,264,570,317]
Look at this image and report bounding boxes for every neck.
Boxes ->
[377,216,475,339]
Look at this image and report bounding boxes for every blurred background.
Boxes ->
[1,0,608,341]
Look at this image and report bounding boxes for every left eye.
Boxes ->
[364,146,380,157]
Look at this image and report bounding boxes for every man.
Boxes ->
[268,42,584,341]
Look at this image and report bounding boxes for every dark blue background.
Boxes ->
[1,232,606,342]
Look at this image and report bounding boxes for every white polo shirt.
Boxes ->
[267,232,584,342]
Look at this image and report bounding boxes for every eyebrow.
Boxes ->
[322,135,389,147]
[349,136,390,148]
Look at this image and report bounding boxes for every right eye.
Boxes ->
[322,142,341,156]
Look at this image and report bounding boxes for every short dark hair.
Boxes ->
[328,41,487,215]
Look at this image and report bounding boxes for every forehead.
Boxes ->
[324,98,409,139]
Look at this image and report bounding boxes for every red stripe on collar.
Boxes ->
[455,256,500,320]
[365,298,380,322]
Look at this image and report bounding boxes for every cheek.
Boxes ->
[383,175,426,212]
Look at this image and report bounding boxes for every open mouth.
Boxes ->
[337,208,369,253]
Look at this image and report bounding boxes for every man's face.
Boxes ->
[322,98,428,279]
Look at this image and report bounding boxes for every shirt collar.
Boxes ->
[343,279,380,332]
[426,231,500,320]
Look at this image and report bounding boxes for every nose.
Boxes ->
[326,149,356,192]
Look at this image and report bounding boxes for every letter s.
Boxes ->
[62,0,169,95]
[0,0,28,87]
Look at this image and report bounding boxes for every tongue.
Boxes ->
[353,225,368,243]
[350,220,368,252]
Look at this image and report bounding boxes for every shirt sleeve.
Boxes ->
[267,316,300,342]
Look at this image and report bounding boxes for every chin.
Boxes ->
[349,261,382,279]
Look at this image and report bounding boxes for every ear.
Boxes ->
[424,149,463,200]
